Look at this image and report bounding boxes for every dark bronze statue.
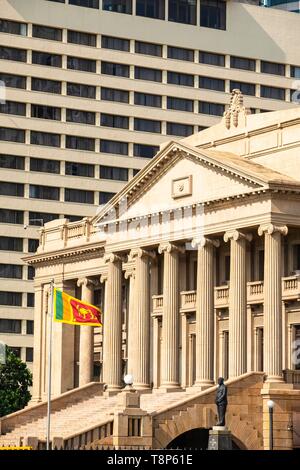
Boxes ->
[215,377,227,426]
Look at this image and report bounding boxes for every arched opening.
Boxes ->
[166,428,244,450]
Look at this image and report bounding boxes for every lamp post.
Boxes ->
[124,374,134,390]
[267,399,275,450]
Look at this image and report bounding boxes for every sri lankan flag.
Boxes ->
[54,288,102,326]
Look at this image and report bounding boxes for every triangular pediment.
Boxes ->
[92,141,299,226]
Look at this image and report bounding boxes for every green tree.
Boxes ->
[0,347,33,417]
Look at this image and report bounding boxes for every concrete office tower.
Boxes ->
[0,0,299,370]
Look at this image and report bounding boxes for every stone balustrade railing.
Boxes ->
[152,276,300,313]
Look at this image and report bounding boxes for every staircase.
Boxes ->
[0,373,265,449]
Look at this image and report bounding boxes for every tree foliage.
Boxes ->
[0,347,33,417]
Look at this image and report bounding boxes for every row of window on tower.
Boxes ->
[46,0,227,30]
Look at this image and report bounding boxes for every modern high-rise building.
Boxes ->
[0,0,299,371]
[263,0,300,13]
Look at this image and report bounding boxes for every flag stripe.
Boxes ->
[55,289,63,320]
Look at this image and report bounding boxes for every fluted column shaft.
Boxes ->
[78,278,94,386]
[194,238,218,386]
[159,243,184,388]
[128,249,153,388]
[126,271,135,376]
[224,230,251,378]
[102,254,123,390]
[259,224,288,382]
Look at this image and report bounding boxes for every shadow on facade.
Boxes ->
[166,428,242,450]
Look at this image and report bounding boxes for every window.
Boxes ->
[0,209,23,225]
[294,325,300,370]
[134,118,161,133]
[0,182,24,197]
[100,166,128,181]
[199,76,225,92]
[65,188,94,204]
[32,51,62,67]
[66,135,95,151]
[28,266,35,280]
[28,239,39,253]
[261,60,285,76]
[30,158,60,174]
[29,185,60,200]
[167,71,194,87]
[133,169,140,176]
[101,61,129,77]
[0,237,23,252]
[0,154,24,170]
[69,0,99,7]
[29,212,58,225]
[31,78,61,94]
[261,85,285,101]
[169,0,196,25]
[101,87,129,103]
[0,319,21,334]
[102,0,132,14]
[26,348,34,362]
[31,131,61,147]
[199,101,225,116]
[167,96,193,112]
[27,294,35,308]
[0,291,22,306]
[26,319,34,333]
[65,162,95,177]
[101,35,130,52]
[99,192,116,204]
[100,140,128,155]
[101,114,129,129]
[10,347,21,357]
[67,56,96,73]
[199,51,225,67]
[136,0,165,19]
[65,215,84,222]
[135,41,162,57]
[0,101,26,116]
[68,30,96,47]
[291,66,300,79]
[167,122,193,137]
[31,104,61,120]
[200,0,226,30]
[133,144,159,158]
[134,92,162,108]
[0,46,26,62]
[168,46,194,62]
[32,24,62,41]
[225,255,230,281]
[230,81,255,96]
[230,56,255,71]
[135,66,162,82]
[0,127,25,143]
[66,109,95,125]
[0,264,22,279]
[67,82,96,99]
[0,19,27,36]
[0,73,26,89]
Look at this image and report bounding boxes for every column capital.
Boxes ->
[104,253,123,264]
[158,242,185,255]
[124,266,135,280]
[224,229,253,243]
[77,277,98,288]
[191,237,220,249]
[258,223,288,237]
[100,273,108,284]
[128,248,156,262]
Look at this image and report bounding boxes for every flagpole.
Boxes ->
[46,279,54,451]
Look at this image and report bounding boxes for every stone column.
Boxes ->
[77,278,96,386]
[158,242,185,389]
[192,237,219,388]
[31,283,45,402]
[124,268,135,377]
[127,249,155,389]
[102,254,123,391]
[258,224,288,382]
[224,230,252,378]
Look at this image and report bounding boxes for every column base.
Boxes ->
[265,375,284,384]
[159,383,182,393]
[134,385,152,394]
[193,380,215,391]
[104,385,122,397]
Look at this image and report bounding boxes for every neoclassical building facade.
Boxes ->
[27,91,300,402]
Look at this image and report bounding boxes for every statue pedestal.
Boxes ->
[207,426,233,450]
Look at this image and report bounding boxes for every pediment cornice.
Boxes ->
[23,242,105,266]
